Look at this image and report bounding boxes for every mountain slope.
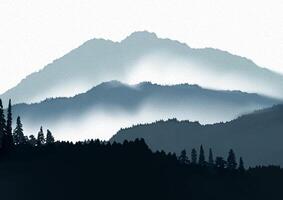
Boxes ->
[11,81,280,141]
[111,104,283,166]
[1,31,283,105]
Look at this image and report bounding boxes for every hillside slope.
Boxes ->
[111,104,283,166]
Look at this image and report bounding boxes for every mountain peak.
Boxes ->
[123,31,158,42]
[94,80,125,89]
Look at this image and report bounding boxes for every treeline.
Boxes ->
[177,146,245,171]
[0,99,55,151]
[1,98,245,172]
[0,138,282,200]
[0,98,252,173]
[1,98,283,199]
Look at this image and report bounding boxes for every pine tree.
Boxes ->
[5,99,14,149]
[46,129,55,144]
[179,149,189,164]
[37,126,45,146]
[227,149,237,170]
[13,116,25,145]
[198,145,205,166]
[215,157,226,169]
[238,157,245,171]
[0,99,6,148]
[191,148,197,164]
[28,135,37,146]
[208,148,214,166]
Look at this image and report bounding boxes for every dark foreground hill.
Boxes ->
[111,104,283,166]
[0,140,282,200]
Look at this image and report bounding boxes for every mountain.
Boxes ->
[111,104,283,166]
[11,81,280,141]
[1,31,283,105]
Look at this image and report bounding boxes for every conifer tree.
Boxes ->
[13,116,25,145]
[238,157,245,171]
[179,149,189,164]
[5,99,14,149]
[0,99,6,148]
[191,148,197,164]
[208,148,214,166]
[227,149,237,170]
[46,129,55,144]
[198,145,206,166]
[37,126,45,146]
[215,157,226,169]
[28,135,37,146]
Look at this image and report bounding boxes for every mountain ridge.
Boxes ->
[1,31,283,105]
[12,80,279,108]
[9,81,281,141]
[110,104,283,166]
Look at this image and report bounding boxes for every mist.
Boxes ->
[126,53,282,99]
[27,51,283,108]
[20,100,269,142]
[2,31,283,106]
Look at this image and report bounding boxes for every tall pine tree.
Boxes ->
[227,149,237,170]
[0,99,6,148]
[238,157,245,172]
[13,116,25,145]
[191,148,197,164]
[37,126,45,146]
[4,99,14,149]
[198,145,206,166]
[208,148,214,166]
[46,129,55,144]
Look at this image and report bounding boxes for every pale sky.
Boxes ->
[0,0,283,94]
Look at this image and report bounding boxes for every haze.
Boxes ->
[20,104,246,141]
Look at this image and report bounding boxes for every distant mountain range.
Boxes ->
[11,81,280,141]
[1,31,283,105]
[111,104,283,166]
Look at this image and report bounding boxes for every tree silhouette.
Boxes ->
[191,148,197,164]
[28,135,37,146]
[198,145,205,166]
[215,157,226,169]
[208,148,214,166]
[227,149,237,170]
[37,126,45,146]
[4,99,14,149]
[179,149,189,164]
[0,135,280,200]
[46,129,55,144]
[0,99,6,148]
[238,157,245,171]
[13,116,25,145]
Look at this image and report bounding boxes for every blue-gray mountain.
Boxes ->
[11,81,280,141]
[111,104,283,166]
[1,31,283,105]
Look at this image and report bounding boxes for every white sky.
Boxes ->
[0,0,283,94]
